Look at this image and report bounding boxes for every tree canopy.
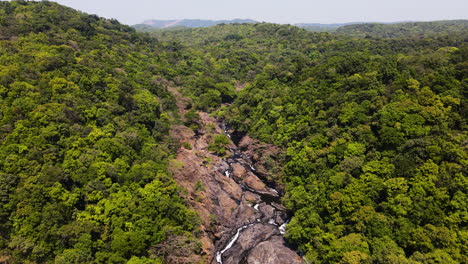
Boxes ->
[0,1,199,263]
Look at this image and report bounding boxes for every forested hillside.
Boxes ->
[1,1,467,264]
[152,22,468,263]
[336,20,468,38]
[0,1,201,263]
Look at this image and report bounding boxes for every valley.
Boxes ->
[0,1,466,264]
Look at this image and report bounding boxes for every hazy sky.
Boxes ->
[48,0,467,25]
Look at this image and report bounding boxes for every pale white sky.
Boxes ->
[43,0,468,25]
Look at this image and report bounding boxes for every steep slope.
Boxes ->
[0,1,201,263]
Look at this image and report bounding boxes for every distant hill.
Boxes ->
[294,21,417,32]
[133,24,188,32]
[335,20,468,37]
[134,18,257,29]
[294,23,358,32]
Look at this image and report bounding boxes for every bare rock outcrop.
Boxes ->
[222,224,279,264]
[247,236,303,264]
[168,87,302,264]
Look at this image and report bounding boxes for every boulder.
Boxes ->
[247,235,303,264]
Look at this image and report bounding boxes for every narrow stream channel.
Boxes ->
[214,123,290,264]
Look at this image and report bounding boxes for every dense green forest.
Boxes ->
[0,1,200,263]
[336,20,468,38]
[152,21,467,263]
[0,1,467,264]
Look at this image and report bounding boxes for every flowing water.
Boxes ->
[214,123,290,264]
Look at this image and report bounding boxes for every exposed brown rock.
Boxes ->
[244,191,261,204]
[231,163,247,178]
[247,236,303,264]
[168,87,301,264]
[238,135,285,190]
[258,203,275,221]
[243,173,268,192]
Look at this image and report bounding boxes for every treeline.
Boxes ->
[0,1,200,263]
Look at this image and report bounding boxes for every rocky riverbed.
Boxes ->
[169,111,302,264]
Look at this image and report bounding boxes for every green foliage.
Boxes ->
[194,180,205,192]
[0,1,199,263]
[183,142,192,150]
[208,134,230,156]
[184,108,201,130]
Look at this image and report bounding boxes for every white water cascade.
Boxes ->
[214,123,290,264]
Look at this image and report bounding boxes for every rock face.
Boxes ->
[222,224,279,264]
[220,224,301,264]
[247,236,303,264]
[168,88,302,264]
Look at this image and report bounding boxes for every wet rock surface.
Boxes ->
[168,93,302,263]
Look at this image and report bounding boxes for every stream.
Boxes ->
[214,123,291,264]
